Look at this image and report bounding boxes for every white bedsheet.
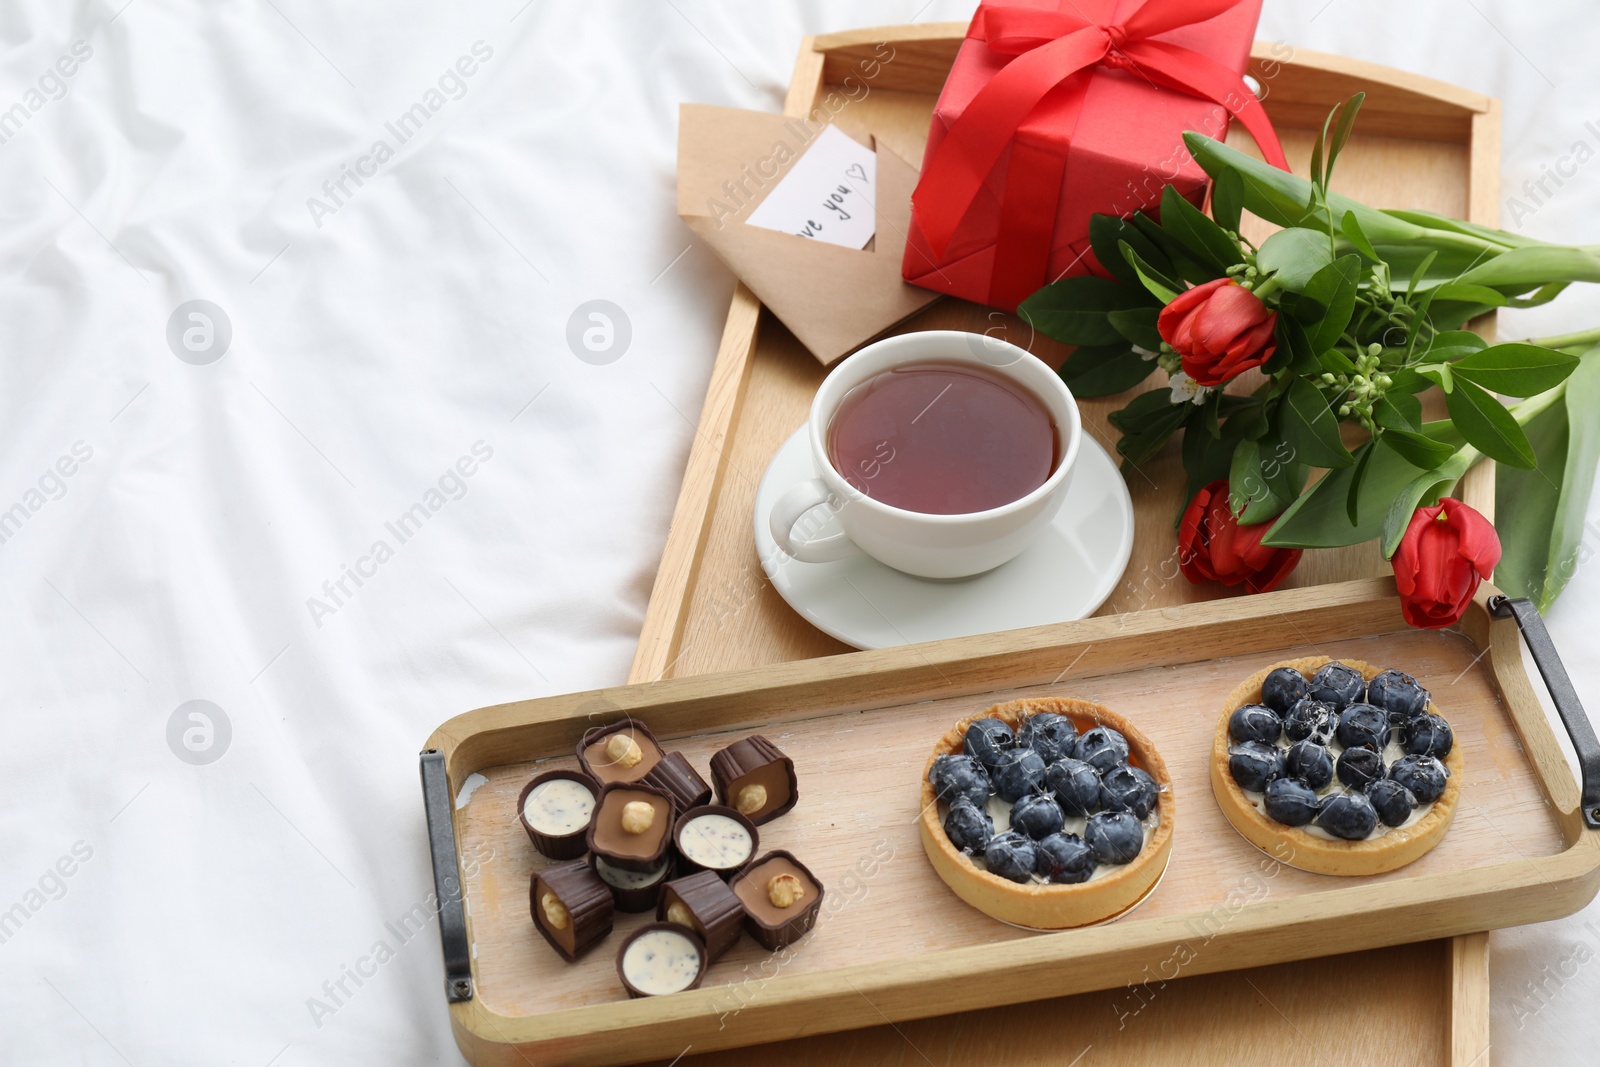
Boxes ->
[1,1,1595,1063]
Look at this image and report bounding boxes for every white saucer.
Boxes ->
[753,427,1135,650]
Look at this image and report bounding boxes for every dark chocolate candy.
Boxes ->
[658,869,745,961]
[516,769,596,861]
[615,922,708,998]
[530,860,613,962]
[709,735,798,825]
[577,720,664,785]
[729,849,824,951]
[642,751,713,811]
[586,781,676,873]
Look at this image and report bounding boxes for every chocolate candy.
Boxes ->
[642,751,713,811]
[710,736,797,825]
[577,720,664,785]
[729,850,824,950]
[673,804,759,879]
[657,870,745,961]
[616,922,707,998]
[517,769,595,860]
[590,853,674,913]
[586,781,676,873]
[530,860,613,962]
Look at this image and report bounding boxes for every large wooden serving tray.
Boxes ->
[429,582,1599,1066]
[622,24,1508,1066]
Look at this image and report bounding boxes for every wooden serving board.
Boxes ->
[430,583,1599,1066]
[620,24,1506,1067]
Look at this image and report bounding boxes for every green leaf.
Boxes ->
[1262,439,1425,548]
[1229,439,1291,524]
[1495,350,1600,608]
[1507,281,1570,309]
[1115,402,1190,466]
[1130,212,1214,286]
[1407,250,1438,302]
[1279,378,1355,468]
[1058,345,1156,398]
[1257,228,1336,292]
[1449,343,1579,397]
[1374,392,1423,432]
[1183,408,1238,499]
[1444,376,1537,468]
[1212,168,1244,234]
[1107,307,1162,350]
[1416,330,1488,364]
[1382,428,1458,470]
[1277,316,1320,376]
[1341,211,1380,262]
[1119,240,1181,304]
[1018,276,1148,346]
[1324,93,1365,188]
[1304,254,1362,354]
[1345,440,1375,525]
[1089,214,1170,290]
[1380,450,1473,557]
[1160,185,1243,274]
[1429,283,1508,307]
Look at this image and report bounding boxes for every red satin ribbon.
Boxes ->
[913,0,1287,297]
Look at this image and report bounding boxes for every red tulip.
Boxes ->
[1178,481,1302,594]
[1391,498,1501,629]
[1158,278,1278,386]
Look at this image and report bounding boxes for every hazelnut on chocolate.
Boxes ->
[586,782,675,873]
[577,720,664,785]
[530,860,613,962]
[709,736,797,826]
[730,850,823,951]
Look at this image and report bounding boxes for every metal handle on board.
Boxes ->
[1488,595,1600,830]
[420,749,475,1001]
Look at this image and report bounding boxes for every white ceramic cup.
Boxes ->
[768,330,1082,580]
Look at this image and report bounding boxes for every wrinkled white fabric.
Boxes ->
[0,1,1594,1063]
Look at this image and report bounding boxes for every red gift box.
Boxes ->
[903,0,1285,312]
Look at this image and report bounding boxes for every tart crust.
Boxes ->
[919,697,1175,930]
[1210,656,1463,876]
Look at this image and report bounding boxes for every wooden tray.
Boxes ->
[426,582,1600,1066]
[624,24,1508,1066]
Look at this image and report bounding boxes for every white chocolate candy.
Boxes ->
[621,928,701,995]
[677,814,753,869]
[523,778,595,836]
[593,855,670,890]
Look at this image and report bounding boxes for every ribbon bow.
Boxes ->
[913,0,1287,262]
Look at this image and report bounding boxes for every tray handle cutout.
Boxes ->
[1489,595,1600,829]
[420,749,474,1001]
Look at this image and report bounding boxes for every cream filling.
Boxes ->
[523,778,595,835]
[621,929,701,995]
[594,855,671,890]
[1235,733,1436,840]
[677,814,753,869]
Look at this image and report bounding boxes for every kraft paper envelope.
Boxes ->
[678,103,941,365]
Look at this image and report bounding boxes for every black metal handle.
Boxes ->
[1489,596,1600,830]
[420,749,474,1001]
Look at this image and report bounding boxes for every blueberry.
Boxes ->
[990,747,1047,801]
[929,754,991,809]
[1336,703,1390,751]
[1010,793,1065,840]
[1045,758,1101,816]
[1284,698,1337,744]
[983,831,1038,883]
[1336,745,1385,790]
[1100,765,1159,819]
[1229,704,1283,745]
[1035,832,1096,884]
[1075,726,1130,774]
[943,799,993,854]
[1367,669,1430,723]
[1367,779,1417,827]
[1404,714,1454,758]
[1260,667,1309,715]
[1316,792,1378,840]
[1390,754,1449,804]
[1229,741,1286,792]
[1019,713,1078,763]
[1086,811,1144,865]
[1262,778,1320,827]
[1286,740,1334,790]
[1308,661,1367,710]
[963,717,1016,768]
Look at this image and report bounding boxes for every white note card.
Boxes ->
[744,125,877,249]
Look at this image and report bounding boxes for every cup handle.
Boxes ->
[769,478,862,564]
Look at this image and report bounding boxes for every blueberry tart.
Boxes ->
[921,697,1174,929]
[1210,656,1462,876]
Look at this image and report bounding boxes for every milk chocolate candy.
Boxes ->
[729,850,824,951]
[517,769,596,860]
[642,751,712,811]
[673,804,759,879]
[657,870,744,961]
[530,860,613,962]
[616,922,708,998]
[590,852,674,913]
[586,781,676,873]
[709,735,797,825]
[577,720,664,785]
